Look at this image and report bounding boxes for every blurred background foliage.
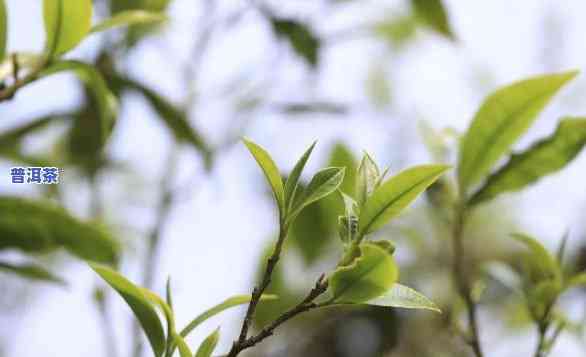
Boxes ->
[1,0,586,357]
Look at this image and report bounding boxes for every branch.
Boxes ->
[0,55,48,102]
[233,224,289,349]
[227,274,329,357]
[452,200,484,357]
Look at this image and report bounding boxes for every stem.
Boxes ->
[232,224,289,348]
[534,323,548,357]
[452,199,484,357]
[227,274,329,357]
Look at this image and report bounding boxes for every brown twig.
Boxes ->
[228,274,329,357]
[233,225,289,348]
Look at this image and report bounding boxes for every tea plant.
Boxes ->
[2,1,586,357]
[88,138,447,357]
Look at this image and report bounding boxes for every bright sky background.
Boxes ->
[1,1,586,356]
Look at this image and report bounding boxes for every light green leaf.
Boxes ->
[565,273,586,289]
[166,277,174,310]
[173,333,193,357]
[41,61,117,147]
[458,71,578,192]
[512,233,560,284]
[195,328,220,357]
[526,279,562,321]
[328,142,358,196]
[368,283,440,312]
[43,0,93,57]
[0,0,7,62]
[470,118,586,205]
[284,141,316,211]
[91,264,166,357]
[359,164,450,236]
[329,243,399,303]
[243,138,286,216]
[411,0,455,40]
[0,196,118,264]
[91,10,167,34]
[179,294,277,339]
[290,167,345,220]
[0,261,65,285]
[356,152,381,206]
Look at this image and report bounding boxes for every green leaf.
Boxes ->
[0,115,68,149]
[373,15,417,49]
[284,141,316,211]
[195,328,220,357]
[0,196,118,263]
[512,233,560,284]
[329,243,399,303]
[526,279,562,321]
[91,264,166,357]
[565,273,586,290]
[290,167,345,220]
[328,142,358,196]
[173,333,193,357]
[0,0,7,62]
[356,152,381,206]
[165,277,174,310]
[359,164,450,236]
[470,118,586,205]
[108,74,212,167]
[458,71,578,192]
[243,137,286,216]
[91,10,167,34]
[0,261,65,285]
[43,0,93,57]
[179,294,277,339]
[337,191,359,244]
[270,18,320,67]
[368,283,441,313]
[41,61,117,147]
[411,0,455,40]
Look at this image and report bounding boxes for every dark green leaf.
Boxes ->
[458,71,578,192]
[195,328,220,357]
[411,0,455,40]
[0,261,65,285]
[0,115,68,149]
[0,196,118,264]
[91,264,166,357]
[243,137,286,216]
[470,118,586,205]
[329,243,399,303]
[284,141,316,211]
[271,18,320,67]
[108,74,212,166]
[368,283,441,312]
[359,164,450,236]
[91,10,167,33]
[44,0,93,57]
